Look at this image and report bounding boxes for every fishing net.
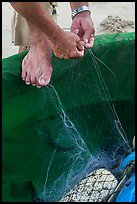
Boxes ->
[59,168,118,202]
[2,32,135,202]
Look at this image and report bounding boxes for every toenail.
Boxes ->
[26,82,30,85]
[39,78,47,85]
[39,78,50,86]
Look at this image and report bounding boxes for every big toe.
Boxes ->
[37,65,52,87]
[38,76,51,87]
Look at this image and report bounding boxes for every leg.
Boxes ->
[12,2,57,87]
[21,2,57,87]
[22,22,53,87]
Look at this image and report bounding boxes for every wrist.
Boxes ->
[71,6,91,20]
[73,10,91,20]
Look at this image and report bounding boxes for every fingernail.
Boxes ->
[37,86,41,88]
[26,82,30,85]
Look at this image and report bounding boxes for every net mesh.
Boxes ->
[2,32,135,202]
[59,168,118,202]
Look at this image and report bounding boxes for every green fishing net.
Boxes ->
[2,32,135,202]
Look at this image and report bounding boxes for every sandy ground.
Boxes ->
[2,2,135,59]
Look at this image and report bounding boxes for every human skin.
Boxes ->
[70,2,95,48]
[10,2,95,87]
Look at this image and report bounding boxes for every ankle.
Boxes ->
[19,46,29,53]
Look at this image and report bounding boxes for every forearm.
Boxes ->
[10,2,63,43]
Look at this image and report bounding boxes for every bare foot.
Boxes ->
[22,32,52,87]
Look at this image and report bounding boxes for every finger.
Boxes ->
[69,50,84,59]
[86,37,94,48]
[62,53,70,59]
[76,40,84,51]
[83,30,92,45]
[54,49,66,59]
[83,27,95,44]
[72,28,79,35]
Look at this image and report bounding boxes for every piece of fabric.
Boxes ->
[2,32,135,202]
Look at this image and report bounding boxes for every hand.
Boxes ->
[70,12,95,48]
[51,30,84,59]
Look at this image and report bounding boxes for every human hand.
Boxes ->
[70,12,95,48]
[51,30,84,59]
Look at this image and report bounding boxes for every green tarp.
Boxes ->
[2,32,135,202]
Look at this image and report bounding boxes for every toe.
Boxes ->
[25,73,31,85]
[22,71,27,81]
[30,75,37,86]
[22,56,28,81]
[38,77,51,86]
[38,67,52,86]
